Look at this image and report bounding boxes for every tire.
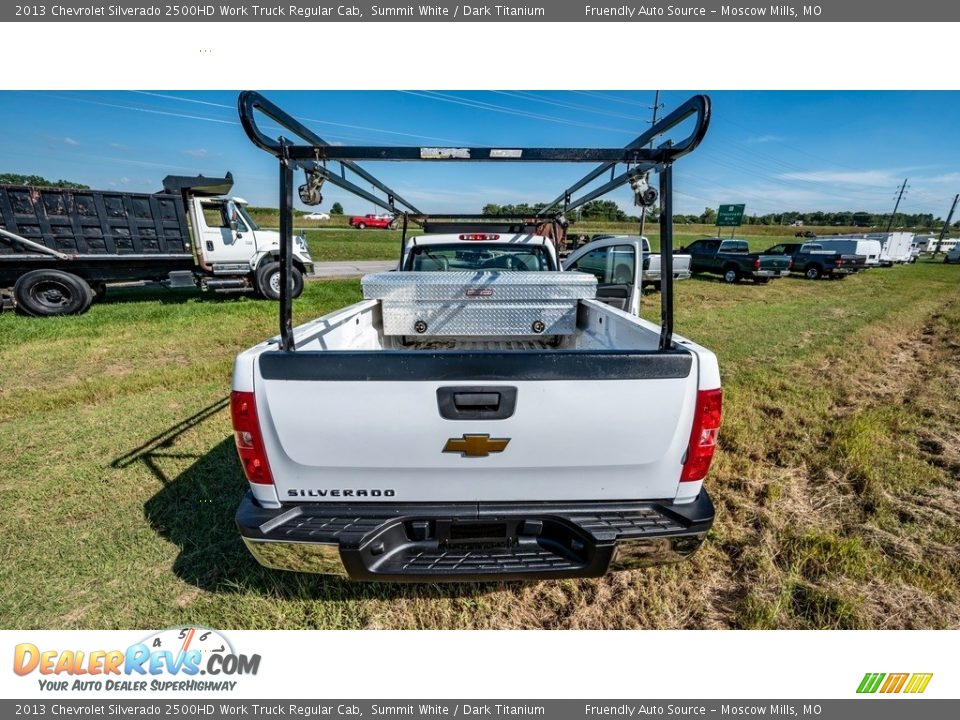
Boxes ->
[256,262,304,301]
[722,267,740,284]
[804,264,823,280]
[357,222,366,230]
[14,269,93,317]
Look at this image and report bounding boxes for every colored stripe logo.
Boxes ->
[857,673,933,694]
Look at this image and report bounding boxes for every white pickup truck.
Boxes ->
[231,90,719,581]
[232,232,721,580]
[583,234,692,289]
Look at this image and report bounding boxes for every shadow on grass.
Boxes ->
[133,401,495,604]
[98,286,251,306]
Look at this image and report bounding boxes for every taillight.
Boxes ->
[753,258,761,270]
[680,388,723,482]
[459,233,500,241]
[835,258,844,266]
[231,390,274,486]
[787,260,793,270]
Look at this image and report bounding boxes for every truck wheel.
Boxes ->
[357,222,366,230]
[256,262,304,301]
[14,269,93,317]
[804,264,822,280]
[722,267,740,284]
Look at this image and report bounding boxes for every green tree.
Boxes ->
[0,173,88,189]
[699,206,717,224]
[330,202,344,215]
[580,200,626,222]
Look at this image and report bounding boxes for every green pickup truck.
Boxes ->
[680,238,792,284]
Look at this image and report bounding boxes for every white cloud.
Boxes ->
[119,177,131,185]
[926,172,960,185]
[747,134,785,144]
[183,148,209,157]
[777,169,902,187]
[63,137,80,146]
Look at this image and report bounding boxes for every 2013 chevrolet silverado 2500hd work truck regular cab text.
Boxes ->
[230,91,721,581]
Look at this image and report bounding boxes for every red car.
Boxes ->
[349,214,395,229]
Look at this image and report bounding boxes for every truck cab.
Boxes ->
[187,195,312,279]
[163,173,314,299]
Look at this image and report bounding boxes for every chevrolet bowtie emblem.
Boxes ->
[442,434,510,458]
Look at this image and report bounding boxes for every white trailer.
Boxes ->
[866,232,915,264]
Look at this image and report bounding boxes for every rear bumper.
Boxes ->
[236,491,715,582]
[752,269,790,278]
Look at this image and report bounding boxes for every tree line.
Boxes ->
[482,202,958,229]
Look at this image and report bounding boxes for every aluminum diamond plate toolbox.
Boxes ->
[362,271,597,337]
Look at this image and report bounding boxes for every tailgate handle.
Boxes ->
[454,392,500,410]
[437,386,517,420]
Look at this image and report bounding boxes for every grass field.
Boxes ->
[1,257,958,629]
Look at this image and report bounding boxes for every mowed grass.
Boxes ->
[1,259,959,629]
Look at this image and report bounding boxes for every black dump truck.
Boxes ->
[0,174,313,316]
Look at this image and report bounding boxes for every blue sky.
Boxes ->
[1,90,958,219]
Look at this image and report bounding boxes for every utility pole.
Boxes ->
[934,193,958,256]
[639,90,663,238]
[885,178,909,233]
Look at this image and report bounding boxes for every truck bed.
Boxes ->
[233,294,718,510]
[286,296,669,353]
[0,184,191,258]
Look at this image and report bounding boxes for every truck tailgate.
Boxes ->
[759,255,791,271]
[251,350,700,503]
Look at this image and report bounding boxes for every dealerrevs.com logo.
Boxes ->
[13,627,260,692]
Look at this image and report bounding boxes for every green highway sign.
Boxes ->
[716,203,746,227]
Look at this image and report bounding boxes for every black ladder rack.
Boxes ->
[237,90,711,352]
